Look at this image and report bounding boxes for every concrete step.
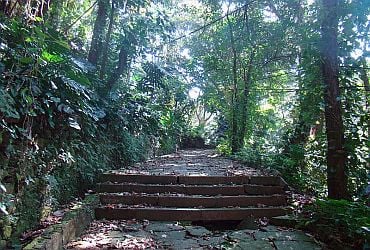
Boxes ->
[98,183,284,196]
[95,207,289,220]
[100,193,287,207]
[100,174,283,186]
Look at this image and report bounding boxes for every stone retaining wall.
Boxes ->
[24,194,99,250]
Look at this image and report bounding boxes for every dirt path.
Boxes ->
[65,150,323,249]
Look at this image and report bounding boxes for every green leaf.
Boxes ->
[52,40,70,50]
[41,50,64,63]
[35,16,43,22]
[19,57,33,64]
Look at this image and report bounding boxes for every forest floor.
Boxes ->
[65,149,323,249]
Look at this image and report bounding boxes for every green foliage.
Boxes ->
[0,7,189,242]
[234,147,262,167]
[216,139,231,156]
[185,0,369,199]
[13,182,45,236]
[301,199,370,248]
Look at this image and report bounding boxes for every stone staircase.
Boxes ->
[95,173,289,221]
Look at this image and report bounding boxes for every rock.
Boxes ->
[155,230,186,241]
[24,194,99,250]
[61,220,76,245]
[236,217,259,230]
[198,236,225,248]
[260,225,281,232]
[166,238,199,249]
[44,231,63,250]
[274,240,322,250]
[270,215,298,228]
[236,239,272,249]
[185,226,211,237]
[253,230,315,242]
[146,222,183,232]
[228,230,257,241]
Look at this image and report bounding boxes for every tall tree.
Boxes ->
[226,12,240,154]
[88,0,108,65]
[237,50,254,152]
[320,0,348,199]
[100,0,116,79]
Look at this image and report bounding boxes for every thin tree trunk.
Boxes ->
[0,1,8,13]
[226,13,239,154]
[88,0,108,65]
[360,59,369,163]
[36,0,51,18]
[49,0,62,29]
[320,0,348,199]
[100,0,116,79]
[105,44,129,95]
[237,51,254,149]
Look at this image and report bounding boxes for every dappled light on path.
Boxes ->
[66,149,322,249]
[107,149,262,177]
[66,220,159,249]
[66,219,321,249]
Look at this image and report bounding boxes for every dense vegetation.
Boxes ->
[0,0,368,248]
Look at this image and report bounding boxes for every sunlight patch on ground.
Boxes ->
[182,154,200,157]
[207,154,220,158]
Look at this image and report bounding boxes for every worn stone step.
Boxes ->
[248,176,282,186]
[95,207,288,221]
[100,174,283,186]
[100,174,177,184]
[99,193,287,207]
[98,183,245,195]
[98,183,284,195]
[244,185,284,195]
[178,176,247,185]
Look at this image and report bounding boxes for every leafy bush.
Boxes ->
[300,199,370,249]
[234,147,263,167]
[216,139,232,155]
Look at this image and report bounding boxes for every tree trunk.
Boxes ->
[36,0,51,18]
[100,0,116,80]
[226,14,239,154]
[360,59,369,169]
[320,0,348,199]
[237,51,254,149]
[0,1,8,14]
[48,0,62,28]
[88,0,108,65]
[105,44,129,95]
